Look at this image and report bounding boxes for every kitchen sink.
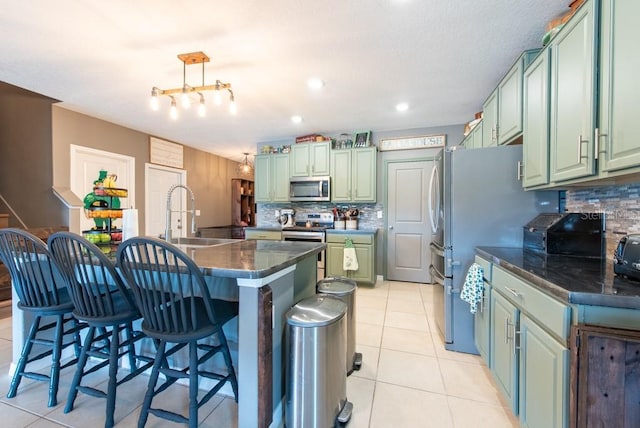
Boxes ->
[169,237,235,247]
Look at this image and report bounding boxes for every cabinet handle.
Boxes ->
[513,327,521,355]
[504,317,511,345]
[504,286,521,298]
[577,134,588,162]
[491,127,496,143]
[516,161,523,181]
[594,128,599,160]
[595,128,608,160]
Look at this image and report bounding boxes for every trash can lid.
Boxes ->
[317,276,357,296]
[286,296,347,327]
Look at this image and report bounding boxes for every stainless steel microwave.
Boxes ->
[289,176,330,201]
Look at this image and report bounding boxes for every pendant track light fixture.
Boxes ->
[237,152,253,174]
[150,51,236,119]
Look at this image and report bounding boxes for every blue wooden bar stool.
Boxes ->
[117,236,238,428]
[48,232,154,428]
[0,228,85,407]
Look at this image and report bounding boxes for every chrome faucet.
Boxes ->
[165,184,197,242]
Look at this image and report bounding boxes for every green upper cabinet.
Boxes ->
[330,147,376,203]
[597,0,640,174]
[472,120,483,148]
[255,153,290,203]
[290,141,331,177]
[523,49,551,188]
[497,50,540,145]
[549,0,597,182]
[482,89,499,147]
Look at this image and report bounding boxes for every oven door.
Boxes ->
[282,231,325,279]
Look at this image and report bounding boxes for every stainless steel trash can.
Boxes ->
[286,295,353,428]
[317,276,362,375]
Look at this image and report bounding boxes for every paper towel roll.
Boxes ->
[122,208,139,241]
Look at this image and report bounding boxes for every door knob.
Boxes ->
[388,225,394,230]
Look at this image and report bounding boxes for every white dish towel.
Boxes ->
[461,263,484,314]
[343,238,359,271]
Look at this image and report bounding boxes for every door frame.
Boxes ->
[144,163,187,237]
[382,155,438,281]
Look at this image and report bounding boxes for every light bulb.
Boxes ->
[181,87,191,109]
[170,97,178,120]
[198,94,206,117]
[150,88,160,111]
[214,90,222,106]
[229,100,237,115]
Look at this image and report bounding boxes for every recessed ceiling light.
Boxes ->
[396,102,409,112]
[291,115,303,124]
[307,78,325,90]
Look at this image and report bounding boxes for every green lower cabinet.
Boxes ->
[490,291,519,413]
[325,233,376,285]
[519,314,568,428]
[474,281,491,364]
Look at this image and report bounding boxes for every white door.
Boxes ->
[145,164,187,238]
[70,145,135,233]
[387,160,433,283]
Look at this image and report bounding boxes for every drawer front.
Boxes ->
[475,255,492,283]
[326,233,373,245]
[493,266,570,341]
[244,230,282,240]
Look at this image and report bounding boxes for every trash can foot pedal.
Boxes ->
[353,352,363,370]
[337,400,353,424]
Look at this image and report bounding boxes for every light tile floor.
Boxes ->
[0,281,518,427]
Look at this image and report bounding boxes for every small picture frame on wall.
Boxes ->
[353,131,371,148]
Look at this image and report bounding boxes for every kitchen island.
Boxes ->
[11,238,324,428]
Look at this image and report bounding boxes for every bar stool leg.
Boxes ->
[104,326,121,428]
[65,326,96,413]
[189,340,198,428]
[47,314,65,407]
[138,341,166,428]
[7,316,42,399]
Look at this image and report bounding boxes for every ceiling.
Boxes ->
[0,0,569,163]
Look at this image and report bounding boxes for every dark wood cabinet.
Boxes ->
[231,179,255,227]
[570,324,640,428]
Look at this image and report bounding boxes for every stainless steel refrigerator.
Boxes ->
[428,145,557,354]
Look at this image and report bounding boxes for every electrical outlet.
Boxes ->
[377,210,383,219]
[195,210,201,216]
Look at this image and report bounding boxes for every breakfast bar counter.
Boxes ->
[11,239,324,428]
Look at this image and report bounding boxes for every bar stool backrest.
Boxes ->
[116,236,221,336]
[0,228,67,310]
[48,232,137,323]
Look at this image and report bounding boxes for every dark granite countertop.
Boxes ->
[476,247,640,310]
[175,239,324,279]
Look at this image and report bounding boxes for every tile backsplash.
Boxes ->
[565,183,640,258]
[256,202,384,231]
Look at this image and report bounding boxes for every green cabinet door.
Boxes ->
[331,149,352,201]
[272,154,290,202]
[351,147,376,202]
[255,153,289,202]
[498,58,524,145]
[519,314,568,428]
[290,142,330,177]
[254,155,272,202]
[349,244,373,284]
[598,0,640,173]
[472,121,483,148]
[326,242,345,277]
[474,282,491,365]
[310,141,331,176]
[482,89,499,147]
[523,49,551,188]
[491,291,519,413]
[290,143,310,177]
[549,1,597,182]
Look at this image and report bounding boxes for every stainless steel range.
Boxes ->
[282,212,334,280]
